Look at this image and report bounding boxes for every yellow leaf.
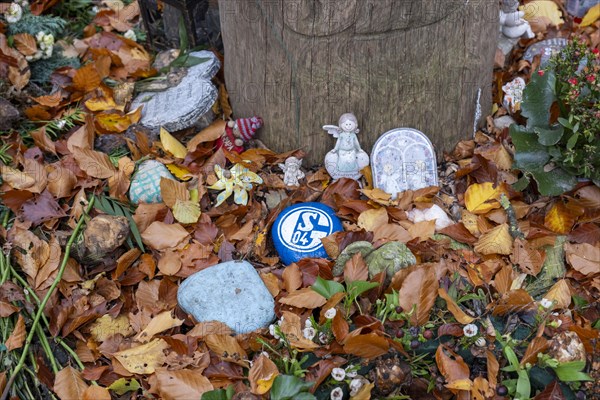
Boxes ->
[580,3,600,27]
[446,378,473,391]
[357,207,388,232]
[523,1,564,26]
[108,378,140,395]
[85,96,117,112]
[160,127,187,158]
[166,164,193,181]
[90,314,133,342]
[465,182,506,214]
[474,224,513,255]
[249,354,279,395]
[173,199,201,224]
[134,311,183,343]
[113,338,169,374]
[545,201,581,234]
[438,288,475,324]
[351,382,374,400]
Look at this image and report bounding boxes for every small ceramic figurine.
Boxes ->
[502,77,526,113]
[279,156,305,187]
[499,0,534,40]
[216,116,263,153]
[323,113,369,180]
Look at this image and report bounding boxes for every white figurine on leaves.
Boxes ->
[499,0,535,39]
[279,156,305,187]
[323,113,369,180]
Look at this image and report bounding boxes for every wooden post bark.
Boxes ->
[219,0,498,166]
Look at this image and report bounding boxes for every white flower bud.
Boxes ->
[303,327,316,340]
[540,298,553,309]
[123,29,137,42]
[6,3,23,24]
[463,323,478,338]
[324,308,337,319]
[331,367,346,381]
[330,387,343,400]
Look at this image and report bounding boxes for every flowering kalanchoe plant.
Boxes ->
[511,38,600,195]
[208,163,263,206]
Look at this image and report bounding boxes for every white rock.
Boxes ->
[407,204,454,230]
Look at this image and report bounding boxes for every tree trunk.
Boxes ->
[219,0,498,166]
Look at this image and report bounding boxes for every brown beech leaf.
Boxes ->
[155,368,213,400]
[0,165,36,190]
[82,386,111,400]
[510,238,545,276]
[438,288,475,324]
[474,224,513,255]
[187,119,227,151]
[13,33,37,56]
[343,332,389,359]
[492,289,535,316]
[0,301,19,317]
[141,221,189,250]
[437,323,464,337]
[113,339,169,374]
[372,223,411,243]
[357,207,388,232]
[72,146,117,179]
[160,177,189,208]
[534,381,566,400]
[282,263,302,293]
[344,252,368,283]
[486,350,499,389]
[520,337,549,367]
[435,345,471,393]
[204,334,247,364]
[494,264,514,295]
[332,311,349,342]
[5,314,26,351]
[279,287,327,309]
[157,250,182,276]
[279,311,318,350]
[72,63,101,93]
[565,243,600,276]
[398,264,437,326]
[54,366,89,400]
[134,310,183,343]
[439,223,477,244]
[543,280,571,310]
[248,354,279,395]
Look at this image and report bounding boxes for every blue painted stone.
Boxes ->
[129,160,175,204]
[177,260,275,334]
[272,202,343,265]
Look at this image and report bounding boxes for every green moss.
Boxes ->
[7,13,66,37]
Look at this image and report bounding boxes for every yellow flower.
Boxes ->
[207,163,263,206]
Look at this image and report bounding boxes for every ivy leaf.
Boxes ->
[510,124,550,171]
[521,70,556,129]
[528,167,577,197]
[311,276,345,299]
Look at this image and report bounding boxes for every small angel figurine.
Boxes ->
[499,0,534,40]
[323,113,369,180]
[279,156,305,187]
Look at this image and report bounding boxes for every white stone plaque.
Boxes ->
[130,50,219,132]
[371,128,438,198]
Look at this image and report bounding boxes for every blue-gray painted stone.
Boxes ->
[177,260,275,334]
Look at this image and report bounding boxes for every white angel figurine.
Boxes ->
[323,113,369,180]
[279,156,305,187]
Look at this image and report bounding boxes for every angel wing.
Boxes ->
[322,125,342,138]
[278,163,288,172]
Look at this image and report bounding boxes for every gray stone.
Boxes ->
[493,115,516,131]
[333,241,374,277]
[130,50,219,132]
[497,34,519,56]
[177,260,275,334]
[365,242,416,281]
[371,128,438,199]
[0,97,20,131]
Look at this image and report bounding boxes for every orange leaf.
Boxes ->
[279,287,327,309]
[436,345,470,394]
[72,63,101,93]
[32,91,63,107]
[187,120,227,152]
[486,350,499,389]
[344,252,368,283]
[520,337,549,367]
[54,366,89,400]
[5,314,26,351]
[13,33,37,56]
[332,312,349,342]
[282,263,302,293]
[134,310,183,343]
[398,264,438,326]
[438,288,475,324]
[95,111,134,133]
[343,333,389,358]
[494,264,514,295]
[141,221,190,250]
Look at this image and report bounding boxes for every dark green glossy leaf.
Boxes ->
[510,124,550,171]
[535,125,564,146]
[522,70,557,128]
[270,375,314,400]
[529,167,577,197]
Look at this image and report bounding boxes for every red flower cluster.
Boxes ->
[568,77,578,85]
